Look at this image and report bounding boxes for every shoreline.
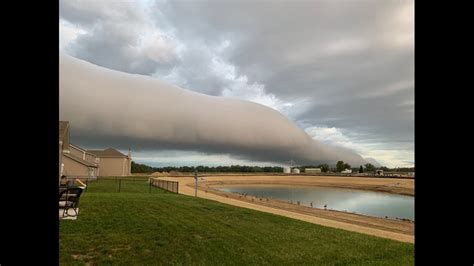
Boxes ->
[208,182,415,197]
[155,175,415,243]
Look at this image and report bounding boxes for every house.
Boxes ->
[61,143,99,178]
[59,121,70,184]
[60,121,99,180]
[305,168,322,174]
[341,169,352,174]
[87,148,132,177]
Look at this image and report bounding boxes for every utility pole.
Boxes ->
[194,170,198,197]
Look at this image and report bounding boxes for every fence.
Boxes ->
[150,178,179,193]
[87,177,154,193]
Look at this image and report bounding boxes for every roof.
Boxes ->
[87,148,128,158]
[63,153,98,168]
[59,121,69,141]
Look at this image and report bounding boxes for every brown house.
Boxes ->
[59,121,70,184]
[59,121,99,180]
[62,143,99,178]
[87,148,132,177]
[59,121,132,179]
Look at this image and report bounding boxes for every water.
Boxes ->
[217,185,414,220]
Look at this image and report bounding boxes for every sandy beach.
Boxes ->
[155,174,414,243]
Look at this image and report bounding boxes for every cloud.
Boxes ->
[130,150,279,167]
[60,54,366,166]
[59,0,414,167]
[60,0,178,75]
[60,20,86,50]
[305,126,413,167]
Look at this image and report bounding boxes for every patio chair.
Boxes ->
[59,187,83,217]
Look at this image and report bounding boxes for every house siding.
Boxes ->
[70,145,84,159]
[85,153,96,163]
[62,155,94,177]
[97,157,129,177]
[59,141,63,183]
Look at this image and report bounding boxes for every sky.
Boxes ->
[59,0,414,168]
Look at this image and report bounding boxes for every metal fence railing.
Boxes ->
[83,177,153,193]
[150,178,179,193]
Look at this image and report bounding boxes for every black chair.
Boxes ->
[59,187,83,217]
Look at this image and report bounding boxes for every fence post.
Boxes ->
[149,180,151,193]
[119,179,121,192]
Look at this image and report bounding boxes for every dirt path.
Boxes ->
[155,175,414,243]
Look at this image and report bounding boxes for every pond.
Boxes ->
[216,185,414,220]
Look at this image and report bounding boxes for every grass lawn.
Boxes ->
[60,178,414,265]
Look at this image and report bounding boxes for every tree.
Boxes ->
[364,163,375,172]
[317,164,329,173]
[343,163,351,170]
[359,165,364,173]
[131,161,154,173]
[336,161,345,172]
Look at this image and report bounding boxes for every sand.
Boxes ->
[153,175,414,243]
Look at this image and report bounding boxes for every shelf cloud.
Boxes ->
[60,54,367,166]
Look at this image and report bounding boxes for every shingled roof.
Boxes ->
[87,148,128,158]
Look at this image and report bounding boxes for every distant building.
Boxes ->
[341,169,352,174]
[87,148,132,177]
[283,166,291,174]
[305,168,322,174]
[291,168,300,174]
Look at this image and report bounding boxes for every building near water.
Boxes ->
[305,168,322,174]
[341,169,352,174]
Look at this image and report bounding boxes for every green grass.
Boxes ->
[60,179,414,265]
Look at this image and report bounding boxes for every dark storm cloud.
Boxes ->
[61,54,366,166]
[59,0,414,167]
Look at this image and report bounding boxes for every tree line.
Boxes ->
[131,161,283,173]
[132,161,414,174]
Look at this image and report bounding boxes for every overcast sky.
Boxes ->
[60,0,414,168]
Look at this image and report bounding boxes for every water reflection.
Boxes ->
[217,185,414,220]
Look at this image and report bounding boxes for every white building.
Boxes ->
[305,168,322,173]
[341,169,352,174]
[291,168,300,174]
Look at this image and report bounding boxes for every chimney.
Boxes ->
[128,147,132,159]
